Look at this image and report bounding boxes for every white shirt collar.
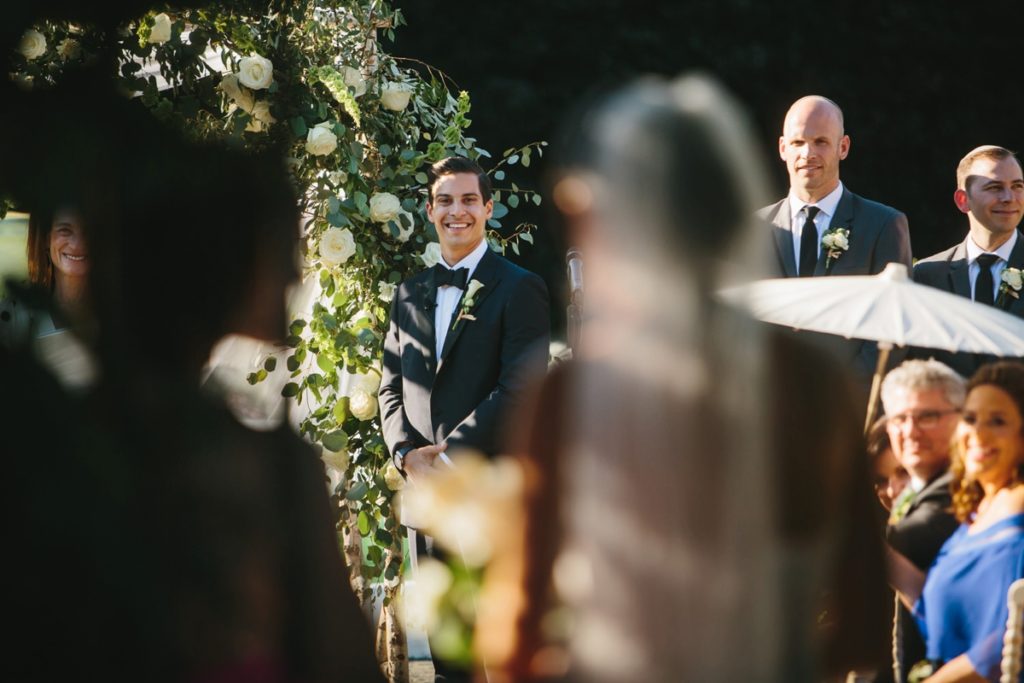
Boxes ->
[439,238,489,280]
[787,181,844,224]
[966,228,1018,264]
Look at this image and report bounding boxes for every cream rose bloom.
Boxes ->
[1004,268,1023,290]
[238,54,273,90]
[319,227,355,266]
[148,13,172,44]
[321,447,348,472]
[383,462,405,492]
[305,122,338,156]
[19,30,47,60]
[369,192,401,223]
[378,281,397,302]
[343,66,367,97]
[380,82,413,111]
[420,242,442,268]
[57,38,81,60]
[349,388,378,421]
[218,74,255,111]
[246,101,276,132]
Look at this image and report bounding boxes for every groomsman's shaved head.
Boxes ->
[784,96,845,136]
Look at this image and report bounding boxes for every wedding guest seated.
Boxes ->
[889,361,1024,682]
[881,359,964,681]
[477,74,889,683]
[867,416,909,511]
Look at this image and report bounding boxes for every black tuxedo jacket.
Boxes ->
[379,248,550,460]
[886,471,959,682]
[912,231,1024,377]
[758,187,912,388]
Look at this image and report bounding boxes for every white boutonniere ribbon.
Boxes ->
[821,226,850,269]
[453,279,484,327]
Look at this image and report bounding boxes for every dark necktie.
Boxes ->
[799,206,821,277]
[432,264,469,289]
[974,253,999,306]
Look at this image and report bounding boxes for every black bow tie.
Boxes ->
[432,265,469,289]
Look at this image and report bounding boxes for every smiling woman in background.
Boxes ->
[889,361,1024,682]
[26,205,90,328]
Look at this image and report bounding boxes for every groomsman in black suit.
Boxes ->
[378,156,549,680]
[759,96,912,386]
[913,145,1024,377]
[880,360,964,683]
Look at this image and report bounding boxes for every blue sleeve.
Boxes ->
[966,540,1024,681]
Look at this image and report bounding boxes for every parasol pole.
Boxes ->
[864,341,893,434]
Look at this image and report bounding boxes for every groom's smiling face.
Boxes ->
[428,172,493,266]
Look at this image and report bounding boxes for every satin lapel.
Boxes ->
[1002,230,1024,315]
[417,278,439,376]
[819,188,855,276]
[948,239,971,299]
[769,200,797,277]
[438,250,502,369]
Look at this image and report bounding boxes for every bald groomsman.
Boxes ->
[759,96,912,386]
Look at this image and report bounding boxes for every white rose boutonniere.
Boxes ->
[319,227,355,266]
[821,226,851,270]
[237,54,273,90]
[19,30,47,60]
[453,279,485,327]
[420,242,442,268]
[349,388,378,421]
[147,13,172,44]
[369,192,401,223]
[343,66,367,97]
[998,266,1023,307]
[380,82,413,111]
[305,122,338,156]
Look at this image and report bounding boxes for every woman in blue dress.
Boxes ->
[890,361,1024,682]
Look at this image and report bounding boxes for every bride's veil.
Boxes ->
[552,75,788,681]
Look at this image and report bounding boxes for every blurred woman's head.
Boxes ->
[27,207,89,289]
[866,416,907,511]
[950,361,1024,521]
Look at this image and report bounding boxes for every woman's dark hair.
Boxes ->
[950,361,1024,522]
[26,206,56,288]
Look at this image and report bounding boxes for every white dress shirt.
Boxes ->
[965,229,1018,301]
[434,238,489,361]
[787,182,845,267]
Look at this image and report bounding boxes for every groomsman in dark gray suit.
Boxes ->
[913,145,1024,377]
[758,96,912,384]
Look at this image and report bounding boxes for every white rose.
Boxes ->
[57,38,80,61]
[328,171,348,186]
[319,227,355,266]
[305,122,338,156]
[380,82,413,111]
[350,368,382,395]
[349,388,378,421]
[383,462,405,492]
[19,30,46,60]
[245,100,276,132]
[378,281,397,302]
[420,242,442,268]
[148,12,172,44]
[237,54,273,90]
[343,66,366,97]
[1004,269,1023,290]
[369,192,401,223]
[834,233,849,250]
[218,74,255,111]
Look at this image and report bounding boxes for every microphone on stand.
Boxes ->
[566,248,584,356]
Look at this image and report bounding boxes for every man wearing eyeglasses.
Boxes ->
[879,359,965,682]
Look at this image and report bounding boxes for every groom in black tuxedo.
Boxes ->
[379,156,549,475]
[379,156,549,680]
